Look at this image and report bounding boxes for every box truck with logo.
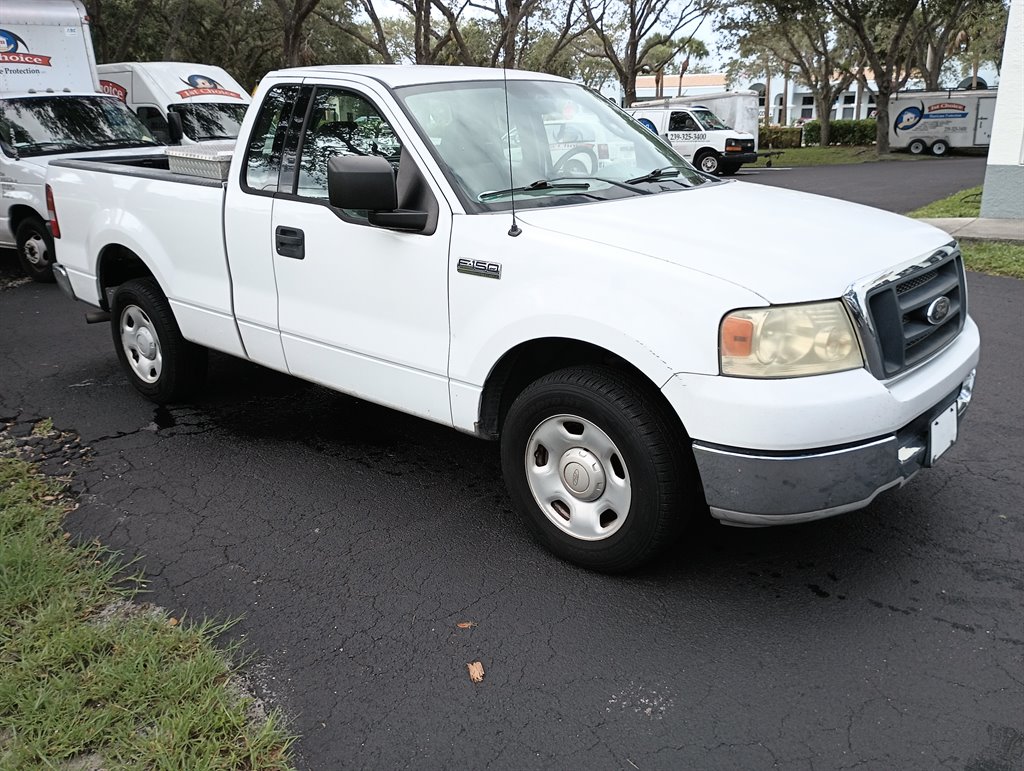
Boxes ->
[889,89,998,156]
[97,62,251,145]
[1,0,161,281]
[628,92,759,175]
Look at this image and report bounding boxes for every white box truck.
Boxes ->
[628,92,759,175]
[889,89,998,156]
[97,62,251,145]
[1,0,163,282]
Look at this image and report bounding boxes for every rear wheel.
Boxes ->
[110,278,208,404]
[694,150,722,175]
[500,367,698,572]
[15,216,56,283]
[930,139,949,156]
[908,139,927,155]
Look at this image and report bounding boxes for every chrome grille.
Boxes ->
[864,251,966,378]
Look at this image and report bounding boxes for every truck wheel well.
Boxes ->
[97,245,156,310]
[478,338,681,440]
[8,205,43,240]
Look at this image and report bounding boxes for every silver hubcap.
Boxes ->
[700,156,717,172]
[22,233,47,266]
[524,414,631,541]
[119,305,163,383]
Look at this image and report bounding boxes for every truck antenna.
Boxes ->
[503,67,522,237]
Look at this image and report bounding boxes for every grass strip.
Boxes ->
[749,145,921,168]
[959,240,1024,280]
[907,185,983,219]
[0,453,295,770]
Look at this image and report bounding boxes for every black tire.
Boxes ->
[15,216,56,283]
[930,140,949,157]
[720,162,741,176]
[908,139,927,155]
[694,150,721,175]
[500,366,699,572]
[109,278,207,404]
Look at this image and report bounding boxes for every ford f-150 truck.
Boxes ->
[46,65,980,572]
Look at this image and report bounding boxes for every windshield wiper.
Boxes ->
[624,165,692,185]
[479,178,591,201]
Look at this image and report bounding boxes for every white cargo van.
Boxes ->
[629,94,759,175]
[97,62,250,144]
[1,0,161,281]
[889,89,998,156]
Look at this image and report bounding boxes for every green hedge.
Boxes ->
[802,119,876,146]
[758,126,803,148]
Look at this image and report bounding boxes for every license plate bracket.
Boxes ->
[928,403,958,466]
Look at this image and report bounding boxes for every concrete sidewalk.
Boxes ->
[918,217,1024,242]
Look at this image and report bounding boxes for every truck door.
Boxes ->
[269,83,453,425]
[974,97,996,145]
[666,111,704,161]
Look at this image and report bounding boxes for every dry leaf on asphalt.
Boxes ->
[167,618,179,627]
[456,622,475,629]
[467,661,485,683]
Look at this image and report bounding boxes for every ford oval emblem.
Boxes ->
[926,296,951,325]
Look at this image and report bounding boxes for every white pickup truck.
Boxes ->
[46,66,980,572]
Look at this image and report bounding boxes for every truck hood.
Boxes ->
[516,180,952,304]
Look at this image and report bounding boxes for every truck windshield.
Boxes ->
[396,79,710,212]
[169,103,247,142]
[691,108,730,131]
[0,96,159,157]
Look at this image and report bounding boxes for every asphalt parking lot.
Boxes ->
[1,156,1020,770]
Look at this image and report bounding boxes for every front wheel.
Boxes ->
[930,140,949,156]
[720,162,741,176]
[908,138,927,155]
[15,216,56,283]
[500,367,698,572]
[694,150,722,175]
[110,278,208,404]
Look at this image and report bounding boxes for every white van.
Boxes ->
[888,89,998,156]
[1,0,162,281]
[97,62,251,144]
[628,100,758,175]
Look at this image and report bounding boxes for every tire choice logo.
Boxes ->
[0,29,53,67]
[176,73,242,100]
[99,80,128,101]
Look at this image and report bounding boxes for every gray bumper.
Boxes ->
[693,371,976,527]
[53,263,77,301]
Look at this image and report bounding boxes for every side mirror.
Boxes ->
[167,112,184,144]
[327,155,428,233]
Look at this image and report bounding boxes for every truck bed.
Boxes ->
[48,154,244,357]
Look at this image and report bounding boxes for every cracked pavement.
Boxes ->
[1,181,1021,768]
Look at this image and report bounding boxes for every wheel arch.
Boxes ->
[8,204,45,240]
[96,244,159,310]
[476,337,686,441]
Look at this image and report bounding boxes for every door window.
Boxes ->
[136,106,169,142]
[296,87,402,202]
[244,85,301,193]
[669,112,700,132]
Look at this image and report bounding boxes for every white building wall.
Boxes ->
[981,0,1024,218]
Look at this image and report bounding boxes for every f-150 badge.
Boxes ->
[457,259,501,279]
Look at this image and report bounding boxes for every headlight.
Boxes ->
[720,301,864,377]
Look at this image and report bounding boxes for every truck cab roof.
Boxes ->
[262,65,568,89]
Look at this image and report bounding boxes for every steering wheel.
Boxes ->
[552,146,597,176]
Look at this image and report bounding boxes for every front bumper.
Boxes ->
[692,369,976,526]
[723,151,757,165]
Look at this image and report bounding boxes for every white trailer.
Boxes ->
[0,0,100,93]
[889,89,998,156]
